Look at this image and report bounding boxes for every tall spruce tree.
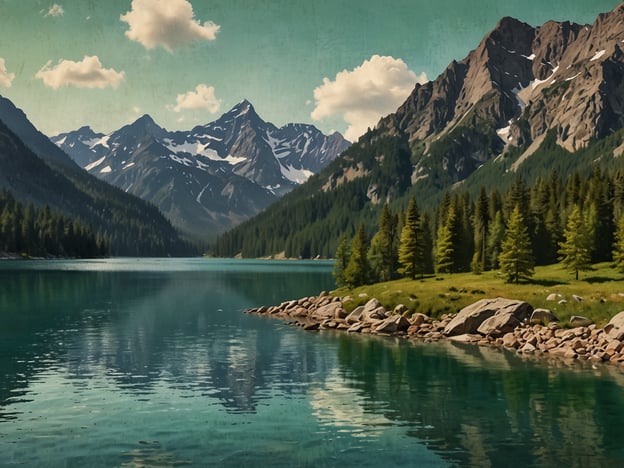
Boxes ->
[558,205,592,280]
[435,206,457,273]
[344,224,369,288]
[613,215,624,273]
[333,234,350,287]
[498,205,535,284]
[472,187,489,273]
[368,204,398,282]
[398,197,424,279]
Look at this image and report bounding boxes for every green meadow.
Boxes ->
[334,262,624,327]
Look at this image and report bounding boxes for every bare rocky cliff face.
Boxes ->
[377,2,624,182]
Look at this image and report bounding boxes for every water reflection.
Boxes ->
[0,261,335,418]
[334,334,624,466]
[2,260,624,466]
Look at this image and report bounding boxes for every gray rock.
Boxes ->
[311,302,343,320]
[345,306,364,324]
[410,313,429,326]
[520,342,536,353]
[530,308,558,324]
[608,311,624,329]
[572,295,583,302]
[477,313,521,338]
[393,304,409,316]
[569,315,593,327]
[546,293,561,301]
[375,315,411,334]
[444,297,533,337]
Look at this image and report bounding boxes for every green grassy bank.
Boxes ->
[334,263,624,327]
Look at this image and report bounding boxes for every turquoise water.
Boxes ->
[1,259,624,467]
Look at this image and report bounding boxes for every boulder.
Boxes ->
[569,315,592,327]
[530,308,558,324]
[520,342,536,353]
[393,304,409,315]
[310,302,343,320]
[546,293,562,302]
[572,295,584,302]
[345,306,364,324]
[447,334,481,343]
[444,297,533,337]
[477,312,521,338]
[375,315,411,334]
[608,311,624,329]
[410,313,429,326]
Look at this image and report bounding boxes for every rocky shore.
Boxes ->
[245,294,624,367]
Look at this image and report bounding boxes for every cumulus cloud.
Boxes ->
[35,56,125,89]
[311,55,427,141]
[0,58,15,88]
[44,4,64,17]
[171,84,221,113]
[120,0,220,52]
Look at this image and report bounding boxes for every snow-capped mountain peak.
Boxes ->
[51,100,350,238]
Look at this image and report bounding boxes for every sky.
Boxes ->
[0,0,621,141]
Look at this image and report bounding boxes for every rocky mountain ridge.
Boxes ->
[0,95,190,256]
[376,2,624,183]
[215,2,624,259]
[52,100,350,238]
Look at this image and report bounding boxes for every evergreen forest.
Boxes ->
[0,189,107,258]
[333,168,624,287]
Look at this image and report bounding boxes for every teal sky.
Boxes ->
[0,0,621,139]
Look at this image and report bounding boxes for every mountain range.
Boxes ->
[0,95,190,256]
[52,101,350,238]
[216,2,624,258]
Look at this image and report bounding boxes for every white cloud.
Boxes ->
[311,55,427,141]
[0,58,15,88]
[120,0,220,52]
[44,4,64,17]
[35,56,125,89]
[171,84,221,113]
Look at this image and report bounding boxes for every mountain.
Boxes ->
[52,100,350,238]
[215,2,624,259]
[0,95,191,256]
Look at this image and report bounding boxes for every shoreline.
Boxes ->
[245,294,624,368]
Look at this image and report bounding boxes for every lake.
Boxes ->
[0,258,623,467]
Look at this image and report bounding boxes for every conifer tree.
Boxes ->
[436,206,457,273]
[487,211,506,269]
[498,205,535,284]
[613,215,624,273]
[369,204,398,282]
[398,197,424,279]
[472,187,489,273]
[333,234,350,287]
[558,205,592,280]
[344,224,369,288]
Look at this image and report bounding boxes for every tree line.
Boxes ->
[334,168,624,287]
[0,189,107,258]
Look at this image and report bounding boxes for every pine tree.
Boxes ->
[472,187,489,273]
[558,205,592,280]
[344,224,369,288]
[613,215,624,273]
[436,206,457,273]
[333,234,350,287]
[487,211,506,269]
[398,197,424,279]
[369,204,398,282]
[498,205,535,284]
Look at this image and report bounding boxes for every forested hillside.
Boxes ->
[0,100,194,257]
[334,168,624,288]
[0,190,106,258]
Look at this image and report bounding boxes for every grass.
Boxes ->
[333,262,624,327]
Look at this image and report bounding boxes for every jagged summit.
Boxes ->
[52,99,350,238]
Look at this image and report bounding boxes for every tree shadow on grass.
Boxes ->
[529,278,568,287]
[584,276,618,284]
